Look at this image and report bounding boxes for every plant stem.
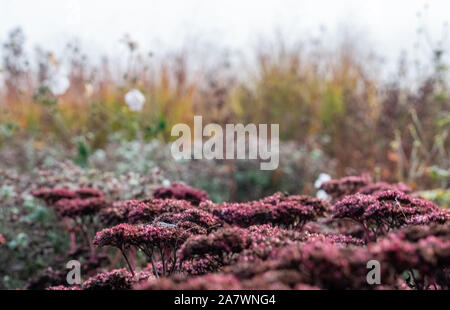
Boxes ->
[120,248,135,277]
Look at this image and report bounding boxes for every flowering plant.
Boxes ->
[27,177,450,290]
[215,193,328,229]
[332,190,448,242]
[153,183,209,205]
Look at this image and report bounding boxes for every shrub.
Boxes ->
[332,190,448,242]
[8,175,450,290]
[81,269,134,290]
[215,193,328,229]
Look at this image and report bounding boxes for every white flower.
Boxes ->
[49,74,70,95]
[314,173,331,189]
[316,189,330,200]
[125,89,145,111]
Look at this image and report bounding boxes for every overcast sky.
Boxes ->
[0,0,449,70]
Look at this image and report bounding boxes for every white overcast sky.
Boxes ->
[0,0,449,71]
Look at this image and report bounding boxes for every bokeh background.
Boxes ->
[0,0,449,288]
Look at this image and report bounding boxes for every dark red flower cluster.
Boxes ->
[47,268,153,290]
[32,187,109,256]
[136,224,191,250]
[332,190,447,241]
[43,177,450,290]
[395,222,450,242]
[140,240,372,290]
[320,175,413,201]
[81,269,134,290]
[370,227,450,289]
[136,273,242,290]
[155,208,222,231]
[137,271,322,290]
[94,223,192,277]
[181,255,223,275]
[32,188,77,205]
[54,197,109,218]
[99,200,143,226]
[215,193,328,229]
[127,199,193,224]
[93,223,142,249]
[178,227,251,261]
[74,188,104,199]
[153,183,209,205]
[176,221,208,235]
[33,187,108,218]
[320,175,371,200]
[234,225,305,263]
[0,233,5,245]
[301,232,365,246]
[358,182,412,195]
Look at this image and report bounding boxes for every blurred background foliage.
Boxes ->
[0,24,448,196]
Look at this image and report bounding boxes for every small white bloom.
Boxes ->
[49,74,70,95]
[125,89,145,111]
[314,173,331,189]
[316,189,330,200]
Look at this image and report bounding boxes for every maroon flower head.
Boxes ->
[128,199,193,224]
[332,190,446,241]
[74,187,104,199]
[153,183,209,205]
[99,200,143,226]
[155,208,222,231]
[93,223,143,249]
[137,273,242,290]
[320,175,371,200]
[333,193,378,220]
[136,224,191,249]
[217,193,327,229]
[54,197,109,218]
[82,269,133,290]
[176,221,208,235]
[32,188,77,205]
[179,227,251,261]
[358,182,412,195]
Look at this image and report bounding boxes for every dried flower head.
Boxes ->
[99,200,143,226]
[153,183,209,205]
[320,175,371,200]
[32,188,77,205]
[358,182,412,195]
[332,190,446,241]
[216,193,328,229]
[54,197,109,218]
[93,223,142,249]
[155,208,222,231]
[179,227,251,261]
[82,269,133,290]
[128,199,193,224]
